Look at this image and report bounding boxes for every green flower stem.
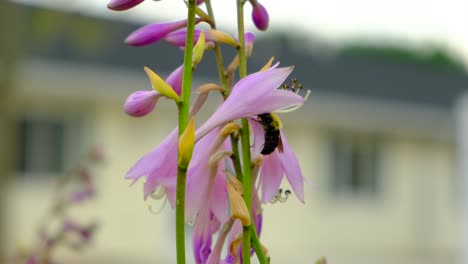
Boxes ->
[176,0,196,263]
[204,0,229,97]
[236,0,252,263]
[240,118,252,264]
[251,222,269,264]
[230,134,244,181]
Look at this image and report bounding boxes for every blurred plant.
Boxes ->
[10,146,105,264]
[108,0,314,263]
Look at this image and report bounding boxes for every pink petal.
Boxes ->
[260,150,284,203]
[126,129,177,181]
[209,169,228,223]
[249,118,265,159]
[280,131,304,202]
[195,66,293,140]
[251,89,304,114]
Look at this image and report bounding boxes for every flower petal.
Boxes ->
[250,89,304,114]
[209,169,228,223]
[126,129,177,181]
[165,64,184,95]
[260,150,284,203]
[195,66,293,140]
[249,118,265,159]
[280,131,304,202]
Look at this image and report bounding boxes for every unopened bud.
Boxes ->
[251,1,269,31]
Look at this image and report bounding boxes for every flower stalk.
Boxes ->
[235,0,255,263]
[176,0,197,263]
[204,0,229,97]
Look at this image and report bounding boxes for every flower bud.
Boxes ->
[107,0,144,11]
[244,32,256,56]
[126,19,202,47]
[178,119,195,169]
[124,90,160,117]
[251,1,269,31]
[144,67,180,102]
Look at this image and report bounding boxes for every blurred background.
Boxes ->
[1,0,468,263]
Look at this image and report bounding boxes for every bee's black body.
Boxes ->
[257,113,281,155]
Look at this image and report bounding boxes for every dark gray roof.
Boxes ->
[13,3,468,109]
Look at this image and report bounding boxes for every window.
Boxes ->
[16,116,84,177]
[329,133,380,196]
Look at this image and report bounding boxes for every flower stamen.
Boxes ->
[148,198,167,215]
[150,186,166,200]
[269,188,291,204]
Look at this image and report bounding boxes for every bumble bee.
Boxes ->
[257,113,283,155]
[257,78,303,155]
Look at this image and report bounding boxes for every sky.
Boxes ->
[17,0,468,66]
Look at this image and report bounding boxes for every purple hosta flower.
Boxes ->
[250,119,304,203]
[62,219,97,249]
[164,29,214,48]
[126,129,178,203]
[69,185,95,204]
[124,65,183,117]
[251,0,269,31]
[195,65,304,140]
[186,128,229,223]
[192,209,221,264]
[220,192,263,264]
[244,32,256,56]
[126,18,203,47]
[26,255,38,264]
[107,0,144,11]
